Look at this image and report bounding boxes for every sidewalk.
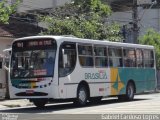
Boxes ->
[0,99,32,108]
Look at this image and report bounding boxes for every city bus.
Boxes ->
[9,36,156,107]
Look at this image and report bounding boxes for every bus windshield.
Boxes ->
[10,39,57,78]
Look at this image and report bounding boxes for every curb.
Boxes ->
[0,99,32,108]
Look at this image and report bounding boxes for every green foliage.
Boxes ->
[40,0,122,41]
[74,0,111,16]
[0,0,19,24]
[139,28,160,69]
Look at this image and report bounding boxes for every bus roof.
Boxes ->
[3,48,12,52]
[14,35,154,50]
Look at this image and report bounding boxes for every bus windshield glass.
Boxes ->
[10,39,57,78]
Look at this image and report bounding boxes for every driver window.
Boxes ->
[59,42,76,77]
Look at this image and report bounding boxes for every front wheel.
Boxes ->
[74,85,88,106]
[32,99,48,108]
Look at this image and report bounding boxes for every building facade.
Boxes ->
[8,0,72,12]
[109,8,160,43]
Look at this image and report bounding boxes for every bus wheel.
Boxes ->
[32,99,48,108]
[126,82,135,101]
[89,97,102,104]
[75,85,88,106]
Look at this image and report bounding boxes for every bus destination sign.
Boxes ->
[28,40,52,47]
[14,39,54,50]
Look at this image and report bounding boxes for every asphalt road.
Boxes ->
[0,93,160,120]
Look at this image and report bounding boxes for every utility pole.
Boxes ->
[132,0,139,44]
[132,0,157,44]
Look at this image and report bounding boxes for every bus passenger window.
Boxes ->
[143,50,154,68]
[123,49,136,67]
[94,46,108,67]
[78,44,93,67]
[108,47,122,67]
[136,49,143,67]
[59,43,76,77]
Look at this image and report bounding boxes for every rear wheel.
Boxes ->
[32,99,48,108]
[118,82,135,101]
[126,82,135,101]
[74,85,88,106]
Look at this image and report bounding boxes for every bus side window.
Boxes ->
[123,48,136,67]
[78,44,93,67]
[136,49,143,67]
[108,47,122,67]
[94,46,108,67]
[143,50,154,68]
[59,43,76,77]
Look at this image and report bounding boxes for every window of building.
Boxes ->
[78,44,93,67]
[143,50,154,68]
[123,48,136,67]
[94,46,108,67]
[108,47,123,67]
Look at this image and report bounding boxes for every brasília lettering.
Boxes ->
[85,71,107,80]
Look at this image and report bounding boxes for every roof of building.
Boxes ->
[0,26,13,37]
[0,18,42,38]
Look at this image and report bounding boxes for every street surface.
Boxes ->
[0,93,160,120]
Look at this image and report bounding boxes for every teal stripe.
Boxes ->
[117,68,156,94]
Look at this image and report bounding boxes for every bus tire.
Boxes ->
[126,82,135,101]
[32,99,47,108]
[74,85,88,106]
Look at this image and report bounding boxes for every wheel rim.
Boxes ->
[78,88,86,103]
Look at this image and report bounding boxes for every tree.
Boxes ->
[0,0,19,24]
[40,0,122,41]
[139,28,160,69]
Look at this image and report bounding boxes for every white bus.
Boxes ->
[9,36,156,107]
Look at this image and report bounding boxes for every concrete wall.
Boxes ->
[56,0,71,6]
[17,0,54,12]
[109,8,160,42]
[139,8,160,34]
[9,0,72,12]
